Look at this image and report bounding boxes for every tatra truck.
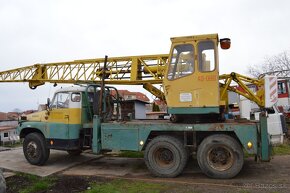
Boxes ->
[0,34,284,179]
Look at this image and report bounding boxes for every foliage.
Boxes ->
[16,173,56,193]
[247,51,290,77]
[152,102,160,112]
[243,142,290,157]
[85,179,166,193]
[272,143,290,155]
[2,142,22,148]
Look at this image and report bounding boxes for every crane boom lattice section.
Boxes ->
[219,72,265,107]
[0,54,168,89]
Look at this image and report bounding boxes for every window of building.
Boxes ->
[198,41,215,72]
[278,82,286,94]
[4,132,8,138]
[167,44,194,80]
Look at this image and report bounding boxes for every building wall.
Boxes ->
[0,121,18,127]
[228,91,239,104]
[134,102,146,119]
[0,121,19,144]
[0,129,19,144]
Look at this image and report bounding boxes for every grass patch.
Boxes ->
[243,142,290,157]
[243,150,254,158]
[16,173,56,193]
[85,179,166,193]
[118,151,144,158]
[2,142,22,148]
[272,143,290,155]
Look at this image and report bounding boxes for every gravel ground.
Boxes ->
[5,155,290,193]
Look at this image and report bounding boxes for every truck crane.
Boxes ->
[0,33,281,179]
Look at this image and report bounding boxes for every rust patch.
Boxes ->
[208,123,225,131]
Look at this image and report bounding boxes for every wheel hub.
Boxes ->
[207,146,234,171]
[27,141,38,158]
[154,148,174,166]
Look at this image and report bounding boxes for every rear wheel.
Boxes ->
[197,134,244,179]
[144,135,188,178]
[23,133,50,165]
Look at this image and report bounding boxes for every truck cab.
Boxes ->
[18,85,117,165]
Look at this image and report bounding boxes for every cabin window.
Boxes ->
[167,44,194,80]
[198,41,215,72]
[51,92,70,108]
[71,92,81,102]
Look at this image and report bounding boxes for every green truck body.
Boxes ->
[16,85,272,179]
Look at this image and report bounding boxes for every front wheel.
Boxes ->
[23,133,50,166]
[144,135,188,178]
[197,134,244,179]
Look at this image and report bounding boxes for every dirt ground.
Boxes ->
[5,155,290,193]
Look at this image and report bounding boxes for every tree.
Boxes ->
[247,51,290,78]
[152,102,160,112]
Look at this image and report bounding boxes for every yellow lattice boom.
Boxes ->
[219,72,265,107]
[0,54,266,106]
[0,54,168,89]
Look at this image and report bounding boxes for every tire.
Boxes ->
[144,135,188,178]
[67,149,82,156]
[23,133,50,166]
[197,134,244,179]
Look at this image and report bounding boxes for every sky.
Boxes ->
[0,0,290,112]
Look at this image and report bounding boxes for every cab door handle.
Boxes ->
[164,85,170,95]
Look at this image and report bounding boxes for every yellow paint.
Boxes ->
[26,111,48,122]
[25,108,82,124]
[47,108,82,124]
[163,34,220,108]
[170,34,219,43]
[0,54,168,88]
[143,83,165,101]
[219,73,265,107]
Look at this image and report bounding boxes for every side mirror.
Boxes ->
[47,98,51,110]
[220,38,231,49]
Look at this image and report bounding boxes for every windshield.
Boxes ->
[167,44,194,80]
[51,92,70,109]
